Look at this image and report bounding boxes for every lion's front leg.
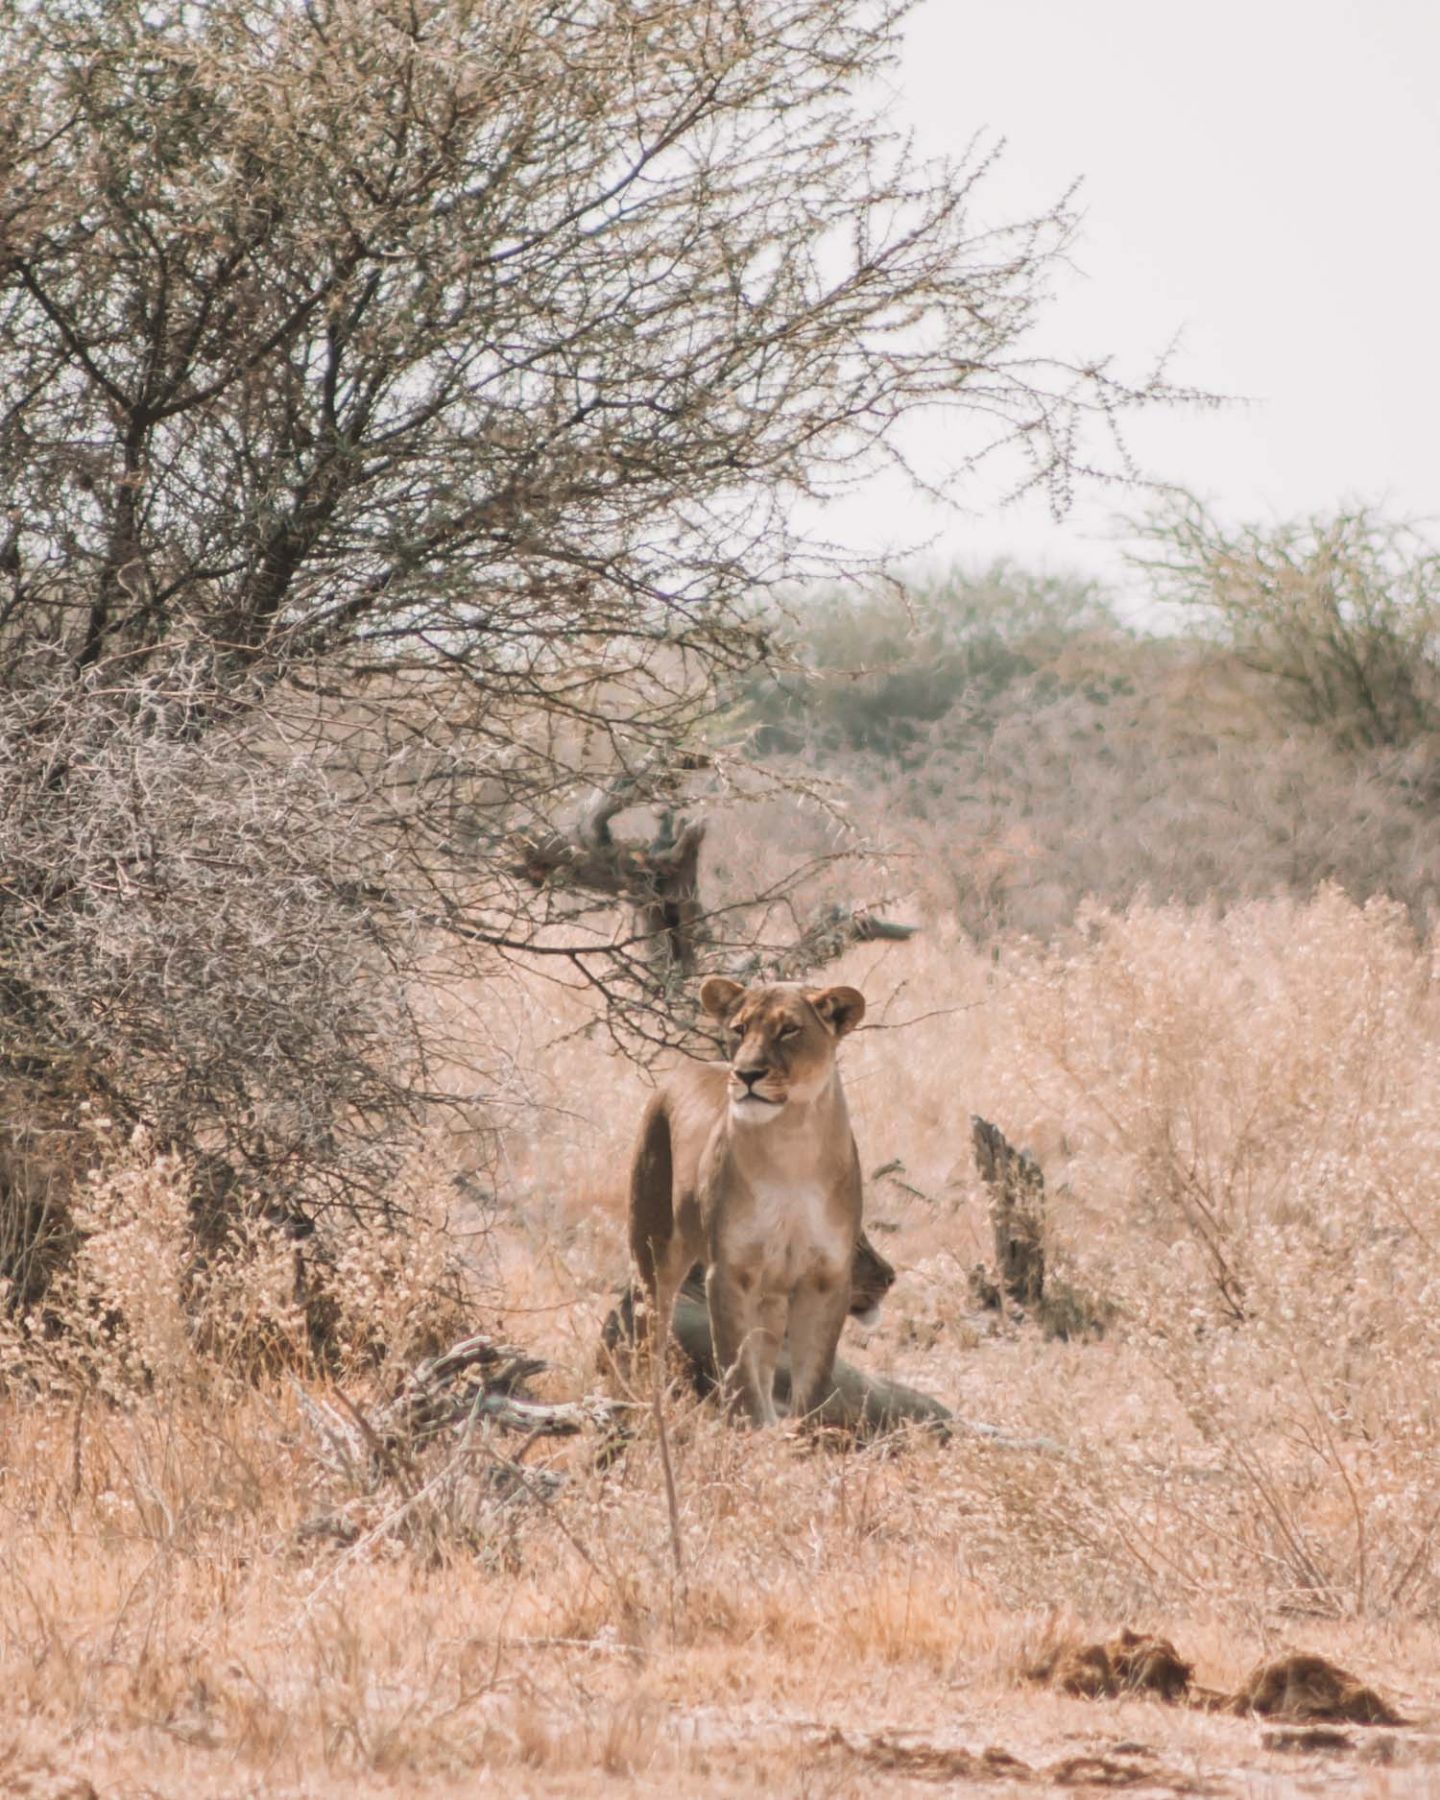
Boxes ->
[632,1229,699,1398]
[708,1268,784,1426]
[784,1267,851,1422]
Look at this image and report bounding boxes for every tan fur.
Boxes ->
[628,978,869,1425]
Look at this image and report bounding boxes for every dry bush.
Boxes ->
[0,1126,78,1315]
[1134,498,1440,752]
[979,889,1440,1620]
[0,1134,476,1396]
[0,682,445,1288]
[730,560,1440,941]
[888,649,1440,940]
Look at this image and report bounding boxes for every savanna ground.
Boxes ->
[6,6,1440,1785]
[5,890,1440,1798]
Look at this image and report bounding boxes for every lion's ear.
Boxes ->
[698,976,746,1021]
[805,985,866,1037]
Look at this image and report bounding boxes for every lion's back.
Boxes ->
[626,1062,728,1285]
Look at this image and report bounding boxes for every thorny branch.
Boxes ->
[0,0,1182,1237]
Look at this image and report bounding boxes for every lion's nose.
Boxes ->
[736,1066,767,1091]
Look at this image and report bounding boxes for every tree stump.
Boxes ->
[971,1115,1046,1310]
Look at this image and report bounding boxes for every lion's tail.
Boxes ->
[627,1091,674,1298]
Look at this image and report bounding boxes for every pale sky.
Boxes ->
[827,0,1440,595]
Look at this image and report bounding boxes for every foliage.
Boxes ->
[714,551,1440,941]
[0,0,1170,1256]
[732,563,1118,759]
[1133,498,1440,751]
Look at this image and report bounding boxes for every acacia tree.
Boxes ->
[1134,498,1440,753]
[0,0,1174,1224]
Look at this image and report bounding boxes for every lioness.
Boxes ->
[628,975,875,1425]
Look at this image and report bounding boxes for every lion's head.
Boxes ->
[698,977,866,1123]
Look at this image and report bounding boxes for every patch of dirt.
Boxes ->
[1261,1725,1355,1753]
[818,1728,1032,1783]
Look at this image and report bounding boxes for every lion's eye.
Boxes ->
[778,1024,800,1040]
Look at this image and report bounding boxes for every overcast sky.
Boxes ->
[828,0,1440,593]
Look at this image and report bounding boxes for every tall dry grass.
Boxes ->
[495,886,1440,1629]
[1,890,1437,1793]
[988,890,1440,1624]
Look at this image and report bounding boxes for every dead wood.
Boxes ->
[512,762,919,983]
[376,1334,624,1449]
[293,1334,623,1497]
[969,1116,1115,1340]
[972,1114,1047,1311]
[756,903,920,982]
[510,761,711,974]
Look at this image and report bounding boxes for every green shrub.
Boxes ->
[735,564,1118,761]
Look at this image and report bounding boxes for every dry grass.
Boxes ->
[3,892,1440,1794]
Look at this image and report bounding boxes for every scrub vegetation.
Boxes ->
[2,0,1439,1793]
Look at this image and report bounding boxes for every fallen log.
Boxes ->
[291,1334,624,1493]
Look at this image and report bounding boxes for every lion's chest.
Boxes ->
[724,1177,848,1291]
